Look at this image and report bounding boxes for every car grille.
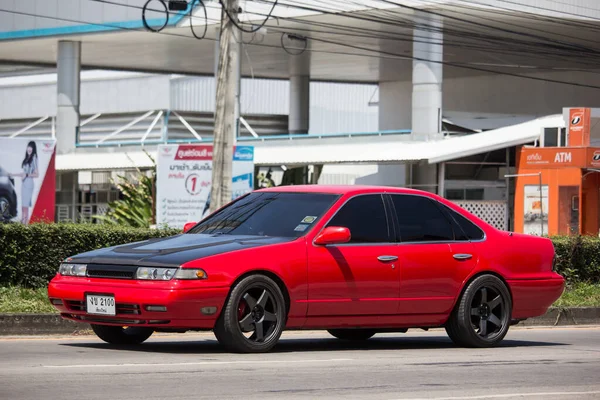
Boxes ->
[65,300,141,315]
[85,264,137,280]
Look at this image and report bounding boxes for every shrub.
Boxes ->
[0,223,179,288]
[1,223,599,288]
[552,235,600,285]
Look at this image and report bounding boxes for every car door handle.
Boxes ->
[453,253,473,261]
[377,255,398,262]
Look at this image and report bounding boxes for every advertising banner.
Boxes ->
[568,107,591,147]
[0,138,56,224]
[156,144,254,229]
[523,184,548,236]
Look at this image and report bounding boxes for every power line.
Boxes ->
[2,5,600,89]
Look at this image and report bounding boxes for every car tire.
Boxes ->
[214,274,287,353]
[445,274,512,348]
[0,195,12,221]
[327,329,376,341]
[91,324,154,345]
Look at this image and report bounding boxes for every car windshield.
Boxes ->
[188,192,339,238]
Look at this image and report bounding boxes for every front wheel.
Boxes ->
[91,324,154,345]
[445,275,512,348]
[214,274,286,353]
[328,329,376,341]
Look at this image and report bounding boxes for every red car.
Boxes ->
[48,185,565,353]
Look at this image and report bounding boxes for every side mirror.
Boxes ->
[314,226,351,245]
[183,222,197,233]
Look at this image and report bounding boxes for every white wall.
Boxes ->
[379,70,600,131]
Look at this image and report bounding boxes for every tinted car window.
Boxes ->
[391,195,454,242]
[442,205,485,241]
[189,192,339,238]
[327,194,390,243]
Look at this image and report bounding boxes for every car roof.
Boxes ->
[255,185,434,196]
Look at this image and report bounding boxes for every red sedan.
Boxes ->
[48,185,565,353]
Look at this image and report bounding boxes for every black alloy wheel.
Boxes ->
[214,274,286,353]
[445,275,511,348]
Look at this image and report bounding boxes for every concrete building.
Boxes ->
[1,0,599,230]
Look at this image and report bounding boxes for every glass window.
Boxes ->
[189,192,339,238]
[327,194,390,243]
[391,195,454,242]
[544,128,559,147]
[465,188,484,200]
[441,205,485,241]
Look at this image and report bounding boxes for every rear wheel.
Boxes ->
[445,275,511,348]
[328,329,376,341]
[91,324,154,345]
[214,274,286,353]
[0,196,12,221]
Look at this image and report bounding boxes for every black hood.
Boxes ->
[68,234,294,267]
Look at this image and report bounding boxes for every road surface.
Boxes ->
[1,327,599,399]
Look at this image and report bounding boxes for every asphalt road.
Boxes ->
[0,327,599,400]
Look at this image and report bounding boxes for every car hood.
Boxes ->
[67,233,294,267]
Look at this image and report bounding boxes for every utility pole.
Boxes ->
[210,0,239,212]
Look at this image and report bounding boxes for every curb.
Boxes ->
[0,308,599,336]
[516,307,600,327]
[0,314,90,336]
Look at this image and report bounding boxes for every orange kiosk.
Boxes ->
[515,108,600,236]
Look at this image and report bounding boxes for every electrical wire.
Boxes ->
[218,0,278,33]
[93,0,209,39]
[280,33,307,55]
[4,4,600,89]
[90,0,600,67]
[142,0,169,32]
[189,0,208,40]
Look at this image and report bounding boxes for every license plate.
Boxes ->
[86,295,116,316]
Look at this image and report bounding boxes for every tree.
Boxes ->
[94,153,156,228]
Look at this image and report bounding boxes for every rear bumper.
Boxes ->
[508,274,565,320]
[48,277,230,329]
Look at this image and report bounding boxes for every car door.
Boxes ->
[307,193,400,317]
[388,194,478,316]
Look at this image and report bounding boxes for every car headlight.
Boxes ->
[136,267,177,281]
[173,268,208,280]
[59,263,87,277]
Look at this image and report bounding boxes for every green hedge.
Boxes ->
[0,223,179,288]
[0,224,599,288]
[553,235,600,285]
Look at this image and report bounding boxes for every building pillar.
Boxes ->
[56,41,81,154]
[289,51,310,134]
[411,12,443,142]
[411,12,443,193]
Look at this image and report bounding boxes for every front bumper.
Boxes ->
[48,276,230,329]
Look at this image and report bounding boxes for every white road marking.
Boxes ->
[393,390,600,400]
[43,358,353,369]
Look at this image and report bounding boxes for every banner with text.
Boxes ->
[156,144,254,228]
[0,138,56,224]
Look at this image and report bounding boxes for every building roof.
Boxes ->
[253,115,564,166]
[55,114,565,170]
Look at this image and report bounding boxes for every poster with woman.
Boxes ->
[0,138,56,224]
